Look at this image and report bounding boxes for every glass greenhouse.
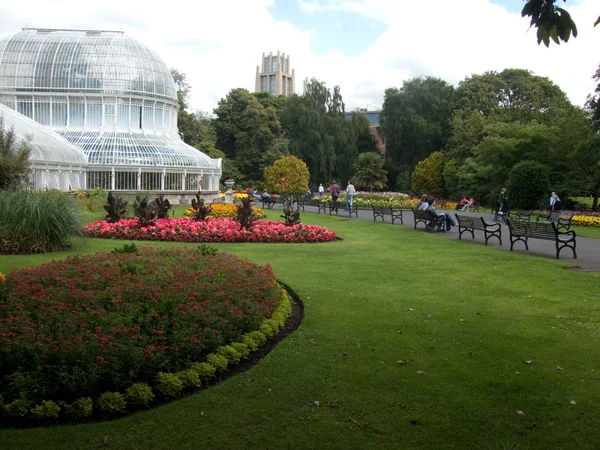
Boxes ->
[0,28,221,194]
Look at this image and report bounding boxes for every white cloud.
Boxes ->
[0,0,598,114]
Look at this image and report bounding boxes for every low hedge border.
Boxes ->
[0,285,295,427]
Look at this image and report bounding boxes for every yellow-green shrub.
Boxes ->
[264,156,310,194]
[218,345,242,364]
[30,400,60,419]
[125,383,155,407]
[176,369,201,388]
[191,362,217,379]
[155,372,183,398]
[97,392,126,414]
[206,353,229,372]
[65,397,93,419]
[3,399,29,417]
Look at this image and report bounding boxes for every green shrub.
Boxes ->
[155,372,183,398]
[206,353,229,372]
[176,369,201,388]
[259,321,278,338]
[241,334,260,352]
[0,189,83,254]
[3,399,29,417]
[74,188,107,214]
[97,392,127,414]
[218,345,242,363]
[112,242,139,254]
[30,400,60,419]
[507,160,549,209]
[231,342,250,359]
[191,362,217,379]
[246,330,267,347]
[125,383,155,407]
[65,397,93,419]
[0,118,31,190]
[411,151,446,197]
[264,155,310,194]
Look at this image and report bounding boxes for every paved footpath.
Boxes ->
[301,205,600,272]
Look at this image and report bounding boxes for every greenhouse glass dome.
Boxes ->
[0,28,221,195]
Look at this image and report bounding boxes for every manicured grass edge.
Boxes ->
[1,283,298,427]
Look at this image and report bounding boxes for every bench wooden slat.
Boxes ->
[507,218,577,259]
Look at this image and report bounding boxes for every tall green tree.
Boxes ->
[0,119,31,190]
[411,151,446,196]
[586,64,600,132]
[349,112,378,154]
[213,88,254,158]
[379,77,456,168]
[171,69,215,147]
[281,78,360,185]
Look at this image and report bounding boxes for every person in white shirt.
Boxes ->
[345,181,356,211]
[318,184,325,197]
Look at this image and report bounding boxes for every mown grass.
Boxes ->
[1,211,599,449]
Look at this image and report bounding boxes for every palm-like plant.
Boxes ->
[351,152,388,191]
[0,118,31,190]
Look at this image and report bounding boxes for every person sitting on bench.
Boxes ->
[425,196,456,232]
[261,190,271,201]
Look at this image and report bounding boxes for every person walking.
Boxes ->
[498,188,507,214]
[345,180,356,211]
[330,180,341,213]
[318,183,325,197]
[552,192,561,210]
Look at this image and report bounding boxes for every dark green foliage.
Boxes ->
[507,160,549,209]
[97,392,126,414]
[379,77,455,168]
[133,195,159,227]
[280,195,301,227]
[3,399,29,417]
[64,398,93,419]
[411,152,446,196]
[0,118,31,190]
[190,192,212,221]
[104,192,128,223]
[521,0,580,46]
[196,244,218,256]
[112,242,138,255]
[236,197,258,230]
[152,195,172,219]
[0,189,83,254]
[125,383,155,408]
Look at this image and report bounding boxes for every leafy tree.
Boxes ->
[379,77,455,168]
[570,134,600,209]
[586,64,600,132]
[351,152,388,191]
[0,118,31,190]
[260,136,290,173]
[171,69,216,147]
[507,160,549,209]
[455,69,572,125]
[521,0,599,47]
[213,88,254,158]
[194,142,242,183]
[281,78,359,184]
[263,156,310,194]
[411,151,445,196]
[349,112,378,154]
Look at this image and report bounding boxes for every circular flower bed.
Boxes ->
[0,247,283,417]
[84,218,337,243]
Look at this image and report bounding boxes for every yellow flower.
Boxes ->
[0,272,6,285]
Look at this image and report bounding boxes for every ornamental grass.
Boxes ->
[0,247,280,407]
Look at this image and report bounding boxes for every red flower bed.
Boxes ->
[84,217,337,243]
[0,247,280,404]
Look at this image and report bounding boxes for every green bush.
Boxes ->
[264,156,310,194]
[74,188,107,214]
[3,399,29,417]
[246,330,267,347]
[206,353,229,372]
[65,397,93,419]
[0,189,83,254]
[30,400,60,419]
[191,362,217,379]
[176,369,201,389]
[0,118,31,190]
[125,383,155,408]
[231,342,250,359]
[411,152,446,196]
[507,160,549,209]
[155,372,183,398]
[217,345,242,364]
[241,334,260,352]
[97,392,127,414]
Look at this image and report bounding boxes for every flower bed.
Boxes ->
[84,218,337,243]
[184,204,266,219]
[0,247,292,424]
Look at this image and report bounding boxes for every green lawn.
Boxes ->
[1,211,600,449]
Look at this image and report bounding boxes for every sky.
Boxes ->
[0,0,598,114]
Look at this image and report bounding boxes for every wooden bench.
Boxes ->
[536,210,573,232]
[413,208,445,231]
[309,200,328,214]
[261,197,277,209]
[455,214,502,246]
[507,218,577,259]
[372,206,405,224]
